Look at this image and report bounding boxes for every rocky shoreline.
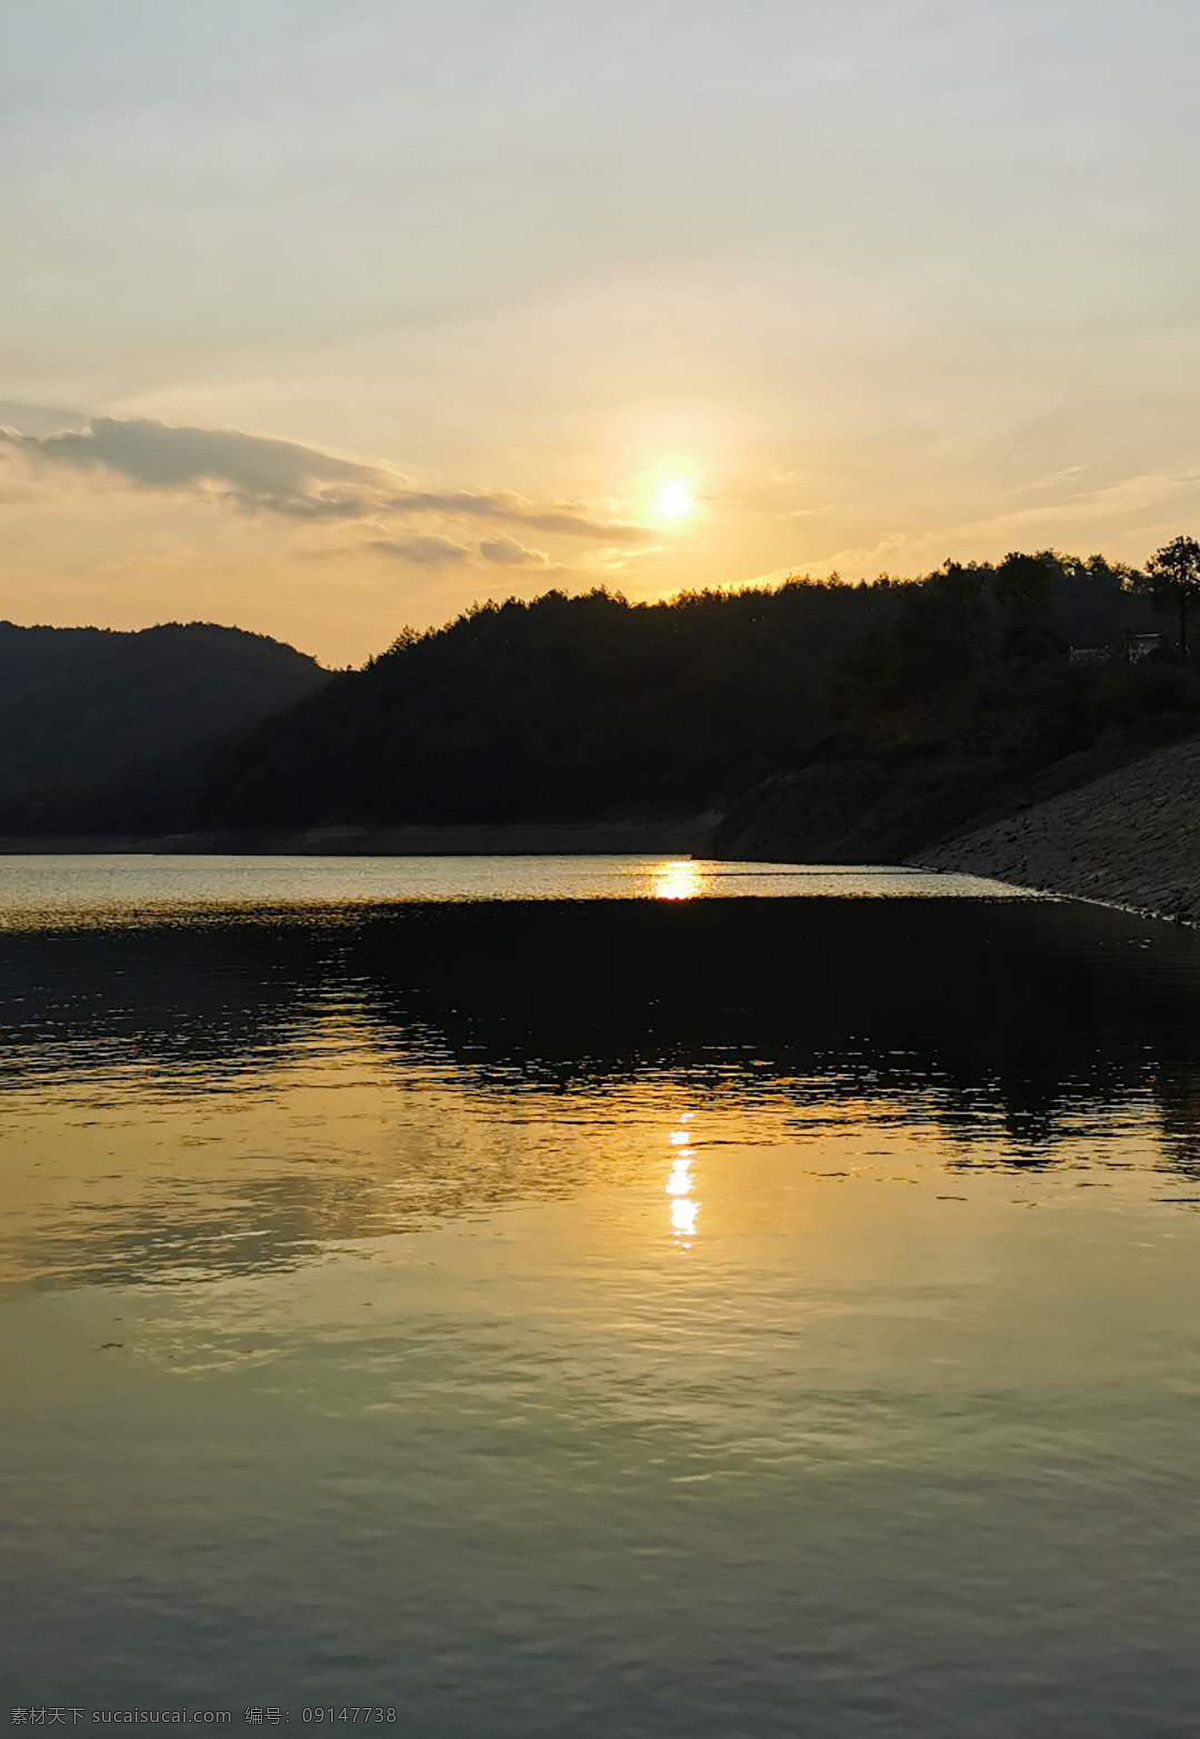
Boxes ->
[910,735,1200,925]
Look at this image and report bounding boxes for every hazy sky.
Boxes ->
[4,0,1200,664]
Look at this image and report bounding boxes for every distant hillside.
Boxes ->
[199,553,1184,838]
[7,548,1195,847]
[0,621,328,833]
[201,584,867,828]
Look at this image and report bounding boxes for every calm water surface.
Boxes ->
[0,853,1015,925]
[2,856,1199,1735]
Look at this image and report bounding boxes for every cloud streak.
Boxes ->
[788,469,1200,582]
[368,534,471,565]
[479,534,550,566]
[385,489,648,542]
[1,416,382,511]
[0,415,651,545]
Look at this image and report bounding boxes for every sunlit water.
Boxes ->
[3,857,1200,1735]
[0,853,1017,928]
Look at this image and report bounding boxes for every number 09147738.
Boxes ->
[300,1712,399,1725]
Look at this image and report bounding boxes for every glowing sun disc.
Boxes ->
[654,478,694,523]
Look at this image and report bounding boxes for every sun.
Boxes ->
[653,477,694,524]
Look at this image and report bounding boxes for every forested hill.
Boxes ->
[0,621,328,833]
[200,551,1196,845]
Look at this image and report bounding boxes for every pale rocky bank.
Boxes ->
[911,735,1200,923]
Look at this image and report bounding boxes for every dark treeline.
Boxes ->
[199,547,1199,850]
[4,547,1199,848]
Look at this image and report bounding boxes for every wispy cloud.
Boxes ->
[789,530,912,576]
[387,489,648,542]
[0,400,91,439]
[237,491,376,522]
[479,534,550,567]
[957,468,1200,541]
[1,416,383,515]
[0,414,653,547]
[789,469,1200,580]
[1013,463,1090,495]
[368,534,471,566]
[583,543,666,574]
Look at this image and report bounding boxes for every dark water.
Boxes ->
[2,860,1200,1735]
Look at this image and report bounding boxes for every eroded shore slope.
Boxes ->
[912,735,1200,921]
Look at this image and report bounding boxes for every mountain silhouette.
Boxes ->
[0,620,328,835]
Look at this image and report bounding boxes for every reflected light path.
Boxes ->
[666,1158,694,1195]
[653,859,703,901]
[666,1119,700,1244]
[670,1197,699,1237]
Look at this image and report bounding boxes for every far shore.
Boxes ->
[7,735,1200,936]
[0,816,720,858]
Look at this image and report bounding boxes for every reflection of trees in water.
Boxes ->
[5,900,1199,1135]
[345,900,1200,1168]
[5,898,1200,1287]
[1149,1068,1200,1178]
[0,921,333,1090]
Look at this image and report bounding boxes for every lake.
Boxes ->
[2,856,1199,1735]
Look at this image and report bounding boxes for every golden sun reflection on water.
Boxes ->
[666,1122,700,1243]
[666,1157,693,1195]
[652,859,702,901]
[670,1196,700,1237]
